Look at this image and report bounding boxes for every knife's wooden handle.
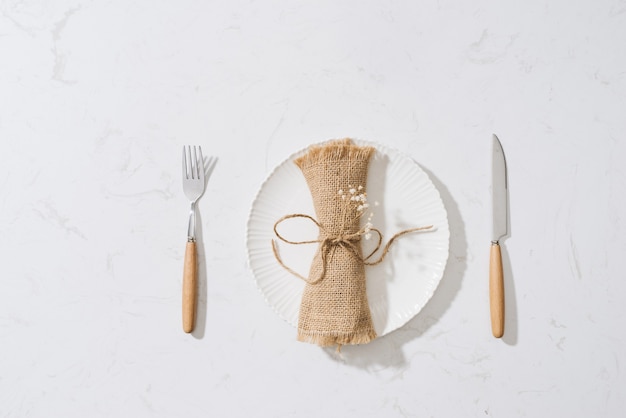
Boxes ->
[182,241,197,333]
[489,242,505,338]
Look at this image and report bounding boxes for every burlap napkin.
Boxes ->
[272,138,431,348]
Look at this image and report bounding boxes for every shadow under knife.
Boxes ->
[499,159,517,345]
[500,242,517,346]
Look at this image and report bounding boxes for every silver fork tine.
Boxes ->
[190,146,195,179]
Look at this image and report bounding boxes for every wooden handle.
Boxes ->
[182,241,197,333]
[489,242,504,338]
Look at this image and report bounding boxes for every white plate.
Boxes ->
[246,140,449,337]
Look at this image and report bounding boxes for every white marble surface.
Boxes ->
[1,0,625,416]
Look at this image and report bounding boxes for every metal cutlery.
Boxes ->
[490,134,508,338]
[182,145,207,333]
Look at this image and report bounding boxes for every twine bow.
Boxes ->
[271,213,433,284]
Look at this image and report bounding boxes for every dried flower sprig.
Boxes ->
[337,185,378,240]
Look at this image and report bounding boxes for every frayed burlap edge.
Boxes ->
[297,329,377,347]
[294,138,374,169]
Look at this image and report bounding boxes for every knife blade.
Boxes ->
[490,134,508,338]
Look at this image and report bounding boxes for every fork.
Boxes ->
[182,145,206,333]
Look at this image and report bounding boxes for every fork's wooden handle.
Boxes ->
[489,242,505,338]
[182,241,197,333]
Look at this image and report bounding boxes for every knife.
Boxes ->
[490,134,508,338]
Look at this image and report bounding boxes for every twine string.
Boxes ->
[271,213,433,284]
